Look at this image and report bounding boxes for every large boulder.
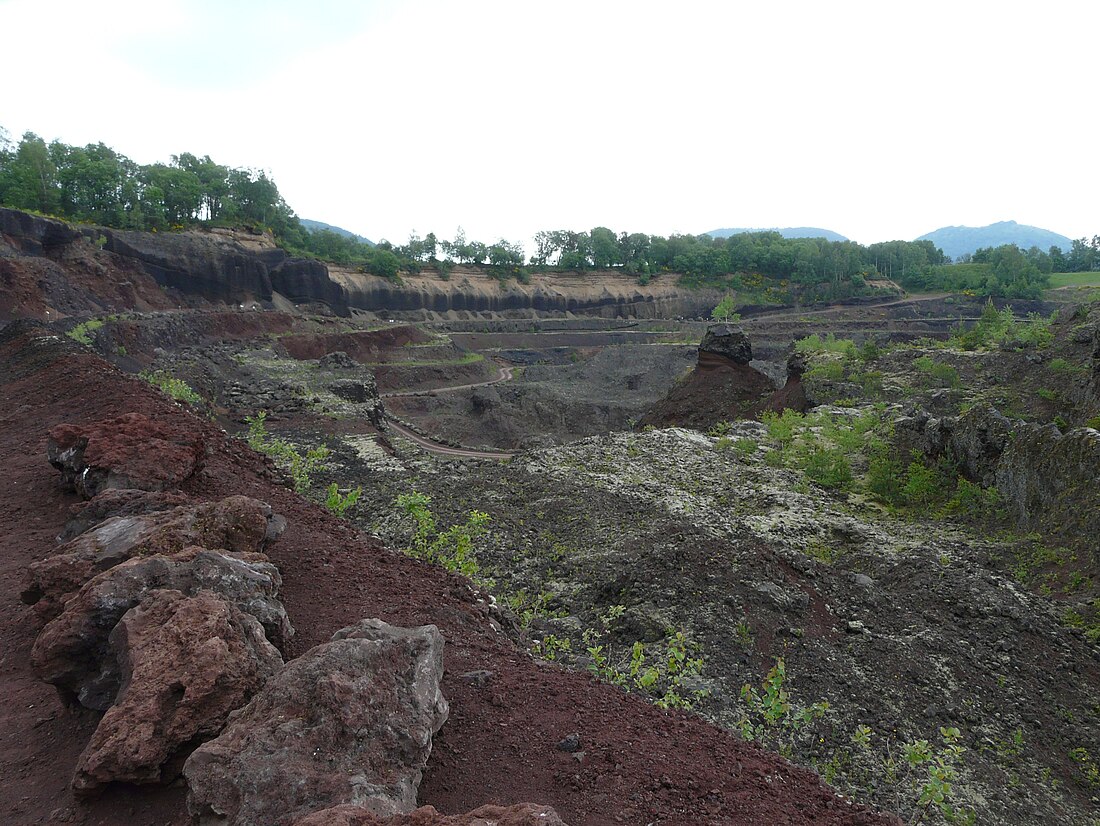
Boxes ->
[47,412,205,498]
[184,619,448,826]
[31,547,291,710]
[291,803,568,826]
[23,495,279,619]
[59,488,192,541]
[699,323,752,366]
[72,589,283,796]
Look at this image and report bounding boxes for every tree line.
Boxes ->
[1,127,1095,299]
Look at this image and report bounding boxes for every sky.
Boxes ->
[1,0,1097,250]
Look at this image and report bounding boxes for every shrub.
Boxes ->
[395,491,490,581]
[325,483,361,517]
[801,447,853,490]
[141,370,203,405]
[245,411,330,493]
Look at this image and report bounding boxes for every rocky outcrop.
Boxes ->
[184,619,448,826]
[71,588,283,796]
[48,413,205,498]
[637,326,803,430]
[0,206,82,252]
[31,547,291,710]
[23,495,280,619]
[896,403,1100,561]
[291,803,568,826]
[699,323,752,366]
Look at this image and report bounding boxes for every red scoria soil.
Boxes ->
[0,322,899,826]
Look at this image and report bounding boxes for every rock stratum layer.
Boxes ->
[2,207,722,321]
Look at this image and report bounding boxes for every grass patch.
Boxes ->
[1048,272,1100,289]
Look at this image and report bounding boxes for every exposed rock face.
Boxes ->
[291,803,568,826]
[896,403,1100,562]
[48,413,205,498]
[71,589,283,796]
[23,495,279,619]
[100,226,350,316]
[698,323,753,366]
[31,547,291,710]
[332,268,722,320]
[329,376,385,427]
[184,619,448,826]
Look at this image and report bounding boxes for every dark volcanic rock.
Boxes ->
[31,547,291,710]
[699,323,752,366]
[48,412,205,498]
[319,351,359,369]
[60,488,193,540]
[291,803,568,826]
[184,619,448,826]
[71,589,283,796]
[23,495,279,619]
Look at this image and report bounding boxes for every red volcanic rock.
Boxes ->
[292,803,567,826]
[31,546,291,711]
[184,620,448,826]
[72,589,283,797]
[47,412,205,498]
[23,495,279,620]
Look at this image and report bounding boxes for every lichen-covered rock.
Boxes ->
[184,619,448,826]
[31,547,291,710]
[291,803,568,826]
[23,495,279,619]
[71,589,283,796]
[47,412,205,498]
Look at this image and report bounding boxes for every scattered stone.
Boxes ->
[71,589,283,796]
[31,547,291,710]
[47,413,205,498]
[184,619,448,826]
[846,620,868,634]
[460,670,495,688]
[555,733,582,753]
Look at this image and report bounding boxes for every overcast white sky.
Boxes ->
[2,0,1096,249]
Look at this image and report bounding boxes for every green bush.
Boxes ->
[325,483,361,517]
[140,370,203,405]
[245,411,330,493]
[396,491,490,582]
[801,447,853,490]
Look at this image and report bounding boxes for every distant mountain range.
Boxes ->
[704,227,849,242]
[300,218,373,246]
[915,221,1073,260]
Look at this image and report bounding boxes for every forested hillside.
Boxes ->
[2,127,1097,302]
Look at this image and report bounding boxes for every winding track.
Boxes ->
[379,364,515,398]
[384,416,516,460]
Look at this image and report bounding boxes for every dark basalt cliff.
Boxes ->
[0,208,350,318]
[1,207,721,321]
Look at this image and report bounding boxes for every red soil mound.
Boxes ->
[0,321,896,826]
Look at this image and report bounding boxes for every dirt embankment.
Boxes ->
[0,322,895,826]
